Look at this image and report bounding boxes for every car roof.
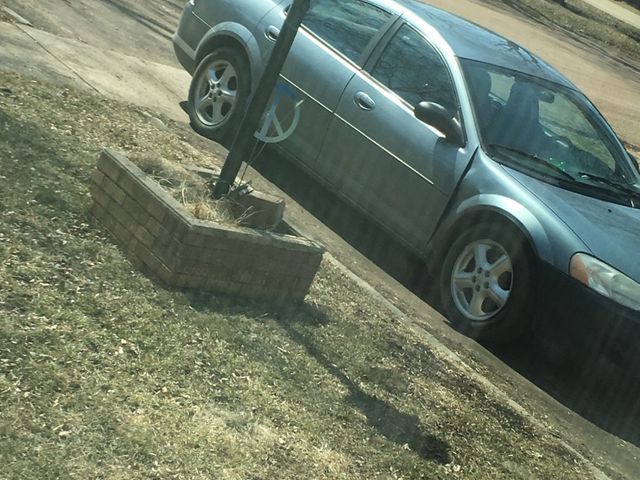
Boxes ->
[388,0,577,89]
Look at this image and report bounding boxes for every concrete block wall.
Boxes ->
[90,149,325,303]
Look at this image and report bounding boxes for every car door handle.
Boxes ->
[354,91,376,111]
[266,25,280,42]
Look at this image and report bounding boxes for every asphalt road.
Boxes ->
[1,0,640,478]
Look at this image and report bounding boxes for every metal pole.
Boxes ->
[211,0,311,199]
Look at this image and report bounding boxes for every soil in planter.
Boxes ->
[129,154,237,225]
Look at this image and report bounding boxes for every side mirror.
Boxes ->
[414,102,464,147]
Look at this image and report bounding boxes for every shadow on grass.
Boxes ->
[182,286,450,462]
[0,91,451,470]
[276,319,451,464]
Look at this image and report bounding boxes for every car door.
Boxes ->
[319,22,474,251]
[255,0,396,177]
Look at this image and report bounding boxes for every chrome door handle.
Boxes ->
[354,91,376,111]
[266,25,280,42]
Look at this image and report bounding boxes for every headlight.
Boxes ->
[570,253,640,312]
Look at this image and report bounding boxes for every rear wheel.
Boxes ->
[439,222,536,343]
[187,48,250,146]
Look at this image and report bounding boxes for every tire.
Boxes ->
[439,221,536,343]
[187,48,251,146]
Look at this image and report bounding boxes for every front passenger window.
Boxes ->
[372,25,459,116]
[303,0,393,62]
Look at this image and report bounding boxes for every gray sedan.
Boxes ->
[173,0,640,353]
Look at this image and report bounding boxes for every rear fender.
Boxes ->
[195,22,262,90]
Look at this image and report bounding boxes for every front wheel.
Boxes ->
[439,222,536,343]
[187,48,251,146]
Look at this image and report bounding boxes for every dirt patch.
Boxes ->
[0,0,180,65]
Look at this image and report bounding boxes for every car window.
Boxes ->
[538,95,617,171]
[371,25,459,115]
[482,70,616,170]
[462,60,639,184]
[302,0,393,62]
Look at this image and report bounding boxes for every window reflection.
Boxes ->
[372,25,458,115]
[303,0,392,62]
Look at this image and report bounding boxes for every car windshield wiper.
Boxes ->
[488,144,576,182]
[577,171,640,198]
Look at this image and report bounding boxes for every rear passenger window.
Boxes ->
[372,25,459,115]
[303,0,393,62]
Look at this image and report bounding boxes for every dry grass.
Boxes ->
[129,153,236,225]
[0,69,598,479]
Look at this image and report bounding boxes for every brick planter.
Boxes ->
[90,149,324,303]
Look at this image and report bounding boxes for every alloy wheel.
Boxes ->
[194,59,239,128]
[450,239,514,321]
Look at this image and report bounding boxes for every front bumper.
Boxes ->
[536,261,640,367]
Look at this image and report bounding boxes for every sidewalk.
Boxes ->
[580,0,640,30]
[0,20,190,122]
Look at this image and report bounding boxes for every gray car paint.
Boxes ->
[173,0,639,284]
[255,6,368,173]
[506,167,640,280]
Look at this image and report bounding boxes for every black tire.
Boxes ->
[187,47,251,147]
[439,221,536,343]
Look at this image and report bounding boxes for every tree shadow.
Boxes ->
[101,0,179,41]
[276,319,451,464]
[180,283,449,462]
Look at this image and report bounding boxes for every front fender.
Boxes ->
[430,191,590,274]
[195,22,263,89]
[447,194,553,262]
[427,150,592,273]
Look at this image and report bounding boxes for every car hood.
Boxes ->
[504,166,640,281]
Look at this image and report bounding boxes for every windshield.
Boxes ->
[461,59,640,194]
